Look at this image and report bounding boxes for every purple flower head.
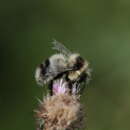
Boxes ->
[52,79,69,95]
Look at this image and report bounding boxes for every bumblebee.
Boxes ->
[35,40,91,93]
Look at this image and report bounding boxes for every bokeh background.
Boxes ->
[0,0,130,130]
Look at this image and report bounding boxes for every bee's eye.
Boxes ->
[76,56,84,64]
[40,64,46,75]
[73,56,84,70]
[45,59,50,67]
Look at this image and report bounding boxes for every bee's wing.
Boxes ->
[52,40,72,56]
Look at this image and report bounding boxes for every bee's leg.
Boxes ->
[66,80,73,94]
[76,73,88,94]
[80,81,87,94]
[54,70,67,80]
[48,81,53,96]
[69,81,73,94]
[65,73,73,93]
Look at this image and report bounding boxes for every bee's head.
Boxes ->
[68,54,84,70]
[35,59,50,85]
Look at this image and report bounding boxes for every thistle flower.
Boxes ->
[35,79,84,130]
[52,79,69,95]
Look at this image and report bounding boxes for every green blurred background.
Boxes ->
[0,0,130,130]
